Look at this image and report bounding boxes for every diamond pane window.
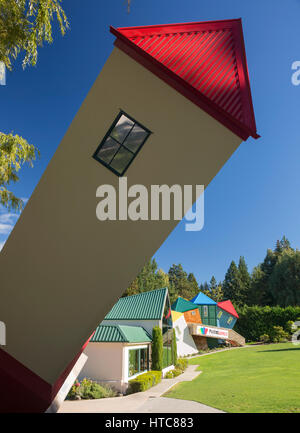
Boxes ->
[93,111,151,176]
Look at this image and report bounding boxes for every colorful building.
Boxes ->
[190,292,218,326]
[171,291,245,352]
[217,300,239,329]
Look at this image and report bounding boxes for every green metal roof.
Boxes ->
[91,325,152,343]
[171,297,198,313]
[104,287,168,320]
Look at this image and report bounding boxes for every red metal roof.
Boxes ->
[218,300,239,318]
[110,19,259,141]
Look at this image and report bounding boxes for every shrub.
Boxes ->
[152,326,163,371]
[165,368,183,379]
[175,358,188,372]
[260,334,270,343]
[127,370,162,394]
[66,378,117,400]
[270,326,289,343]
[235,305,300,342]
[67,379,81,400]
[165,371,174,379]
[172,368,182,377]
[286,320,295,336]
[149,370,162,386]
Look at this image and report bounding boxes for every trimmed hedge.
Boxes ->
[152,326,163,371]
[127,370,162,394]
[235,305,300,342]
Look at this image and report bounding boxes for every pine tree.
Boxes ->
[269,249,300,307]
[210,276,217,291]
[223,261,242,305]
[238,256,250,305]
[187,273,199,299]
[275,236,291,255]
[168,264,196,301]
[122,259,170,297]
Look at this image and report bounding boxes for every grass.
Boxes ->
[164,343,300,413]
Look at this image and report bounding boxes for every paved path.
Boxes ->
[58,365,223,413]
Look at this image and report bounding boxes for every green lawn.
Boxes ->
[165,343,300,413]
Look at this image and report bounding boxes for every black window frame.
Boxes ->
[93,110,152,177]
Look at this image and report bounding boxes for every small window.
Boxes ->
[227,316,233,324]
[93,111,151,176]
[191,311,196,316]
[217,310,223,319]
[203,306,208,317]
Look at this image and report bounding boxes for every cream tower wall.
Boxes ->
[0,46,242,385]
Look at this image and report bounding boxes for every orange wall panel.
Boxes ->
[184,308,202,324]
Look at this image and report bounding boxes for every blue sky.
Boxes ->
[1,0,300,285]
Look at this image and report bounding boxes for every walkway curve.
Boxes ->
[58,365,223,413]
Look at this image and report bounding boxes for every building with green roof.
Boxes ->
[79,288,174,392]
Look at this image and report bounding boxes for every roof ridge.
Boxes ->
[119,287,167,300]
[104,287,168,320]
[177,296,196,303]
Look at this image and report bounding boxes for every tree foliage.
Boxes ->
[122,259,169,297]
[235,304,300,342]
[0,0,69,70]
[247,236,298,307]
[0,0,69,211]
[269,249,300,307]
[168,264,199,303]
[122,237,299,312]
[0,132,39,210]
[222,260,242,306]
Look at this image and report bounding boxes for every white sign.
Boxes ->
[197,326,229,339]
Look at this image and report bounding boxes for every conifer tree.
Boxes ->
[223,261,242,305]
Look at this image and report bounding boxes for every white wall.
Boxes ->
[79,342,124,390]
[79,342,151,393]
[173,316,198,357]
